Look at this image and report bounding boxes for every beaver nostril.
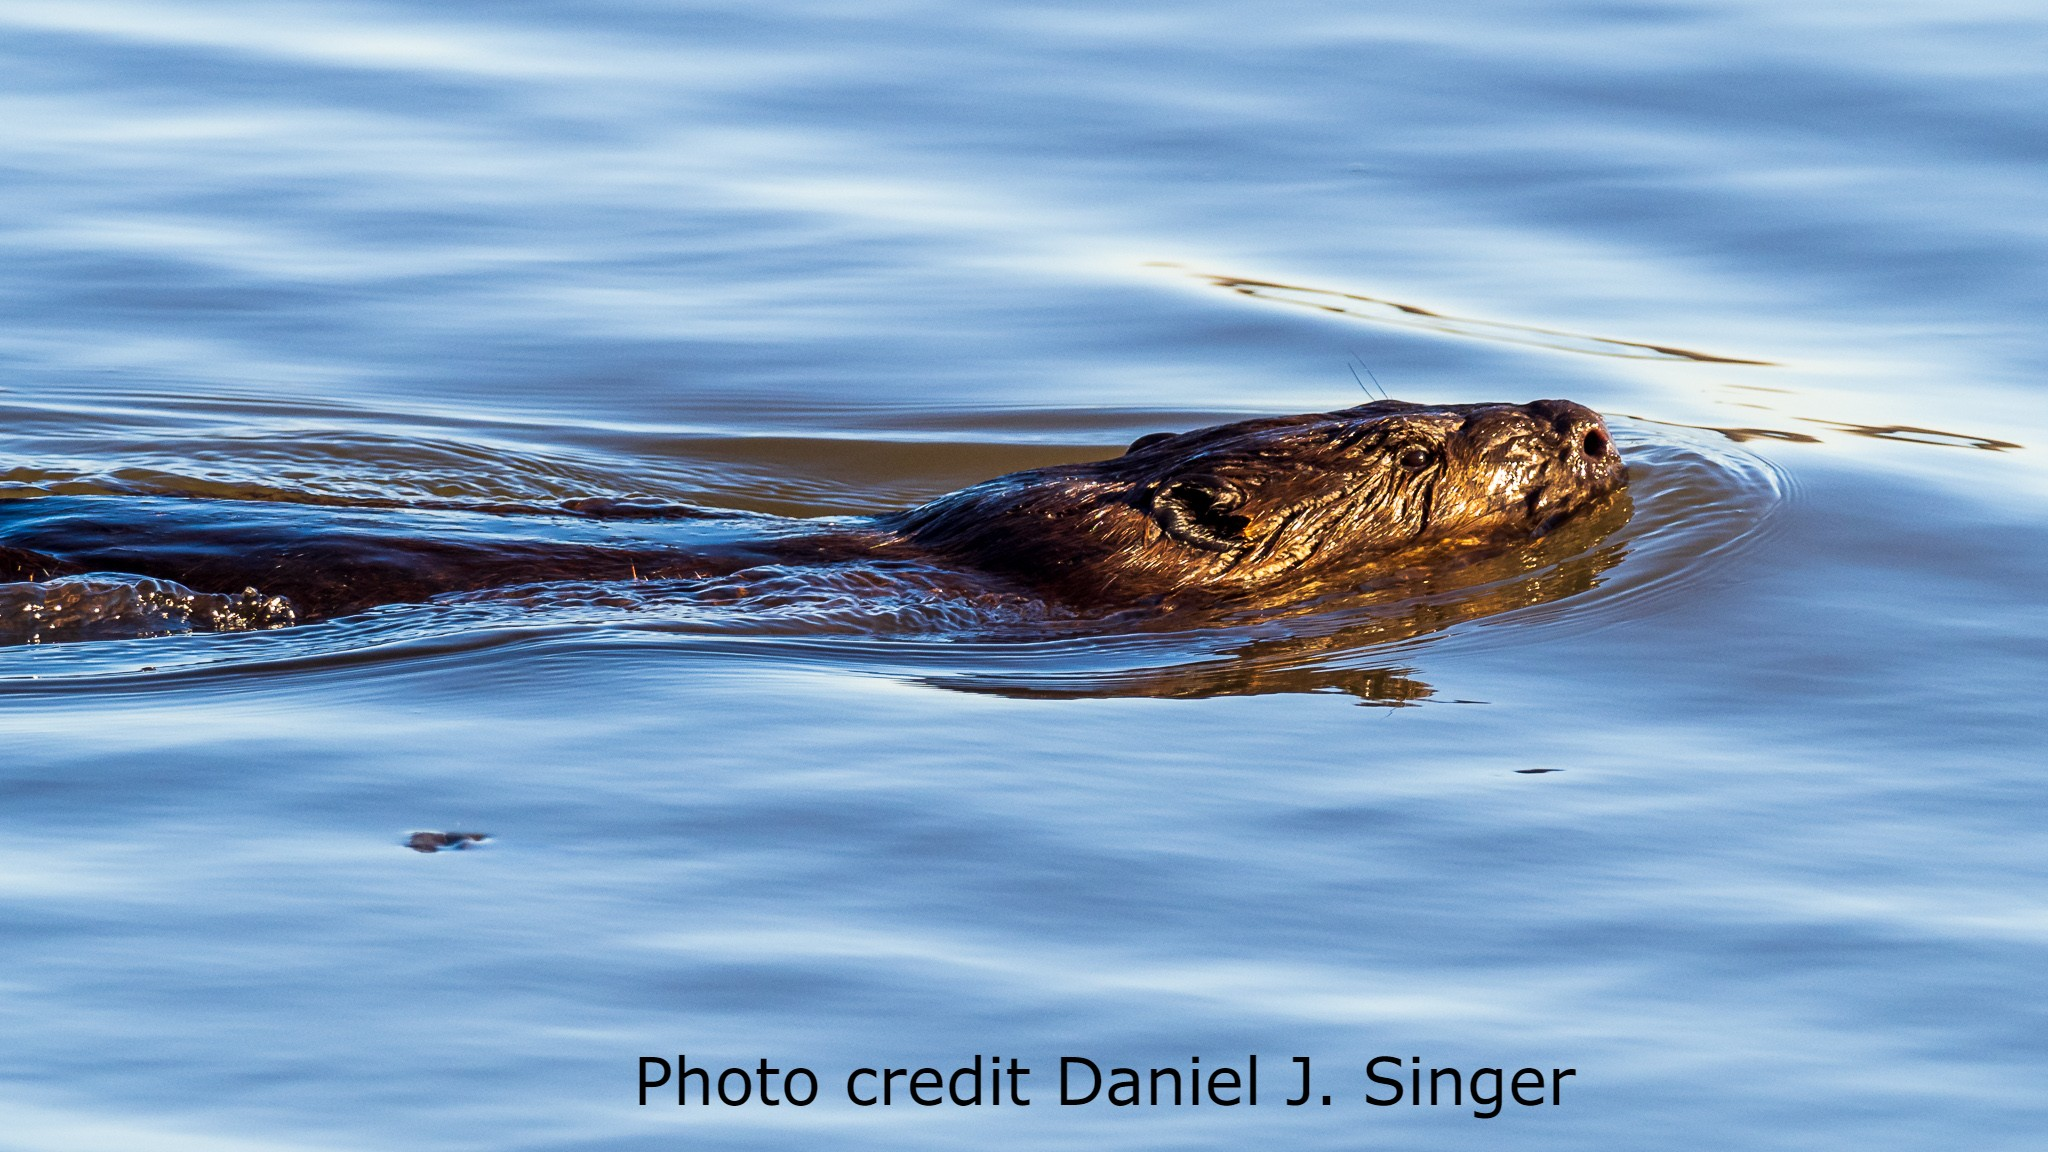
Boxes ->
[1582,429,1610,459]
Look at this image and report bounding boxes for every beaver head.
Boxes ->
[892,399,1626,607]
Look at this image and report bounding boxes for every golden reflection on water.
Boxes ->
[1624,414,2021,452]
[1806,421,2021,452]
[1160,265,1775,364]
[1620,416,1822,445]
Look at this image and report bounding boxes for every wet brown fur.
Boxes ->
[890,399,1626,608]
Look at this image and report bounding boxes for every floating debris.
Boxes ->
[406,831,490,853]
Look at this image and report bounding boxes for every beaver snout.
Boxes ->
[1526,398,1605,452]
[1522,399,1623,486]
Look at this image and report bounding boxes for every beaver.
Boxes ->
[0,399,1624,626]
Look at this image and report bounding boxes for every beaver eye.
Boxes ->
[1397,446,1436,472]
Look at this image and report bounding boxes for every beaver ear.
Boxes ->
[1150,475,1251,553]
[1126,432,1177,455]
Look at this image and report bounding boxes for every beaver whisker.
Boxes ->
[1412,476,1439,539]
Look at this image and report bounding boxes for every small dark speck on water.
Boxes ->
[406,831,490,853]
[1515,768,1562,774]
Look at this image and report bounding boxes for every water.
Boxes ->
[1,1,2044,1147]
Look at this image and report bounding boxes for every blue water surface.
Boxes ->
[0,1,2044,1149]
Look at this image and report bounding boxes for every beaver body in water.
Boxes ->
[0,399,1624,626]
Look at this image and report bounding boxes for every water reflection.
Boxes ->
[1809,421,2022,452]
[1623,415,1823,445]
[1627,414,2020,452]
[939,661,1437,705]
[1166,266,1775,364]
